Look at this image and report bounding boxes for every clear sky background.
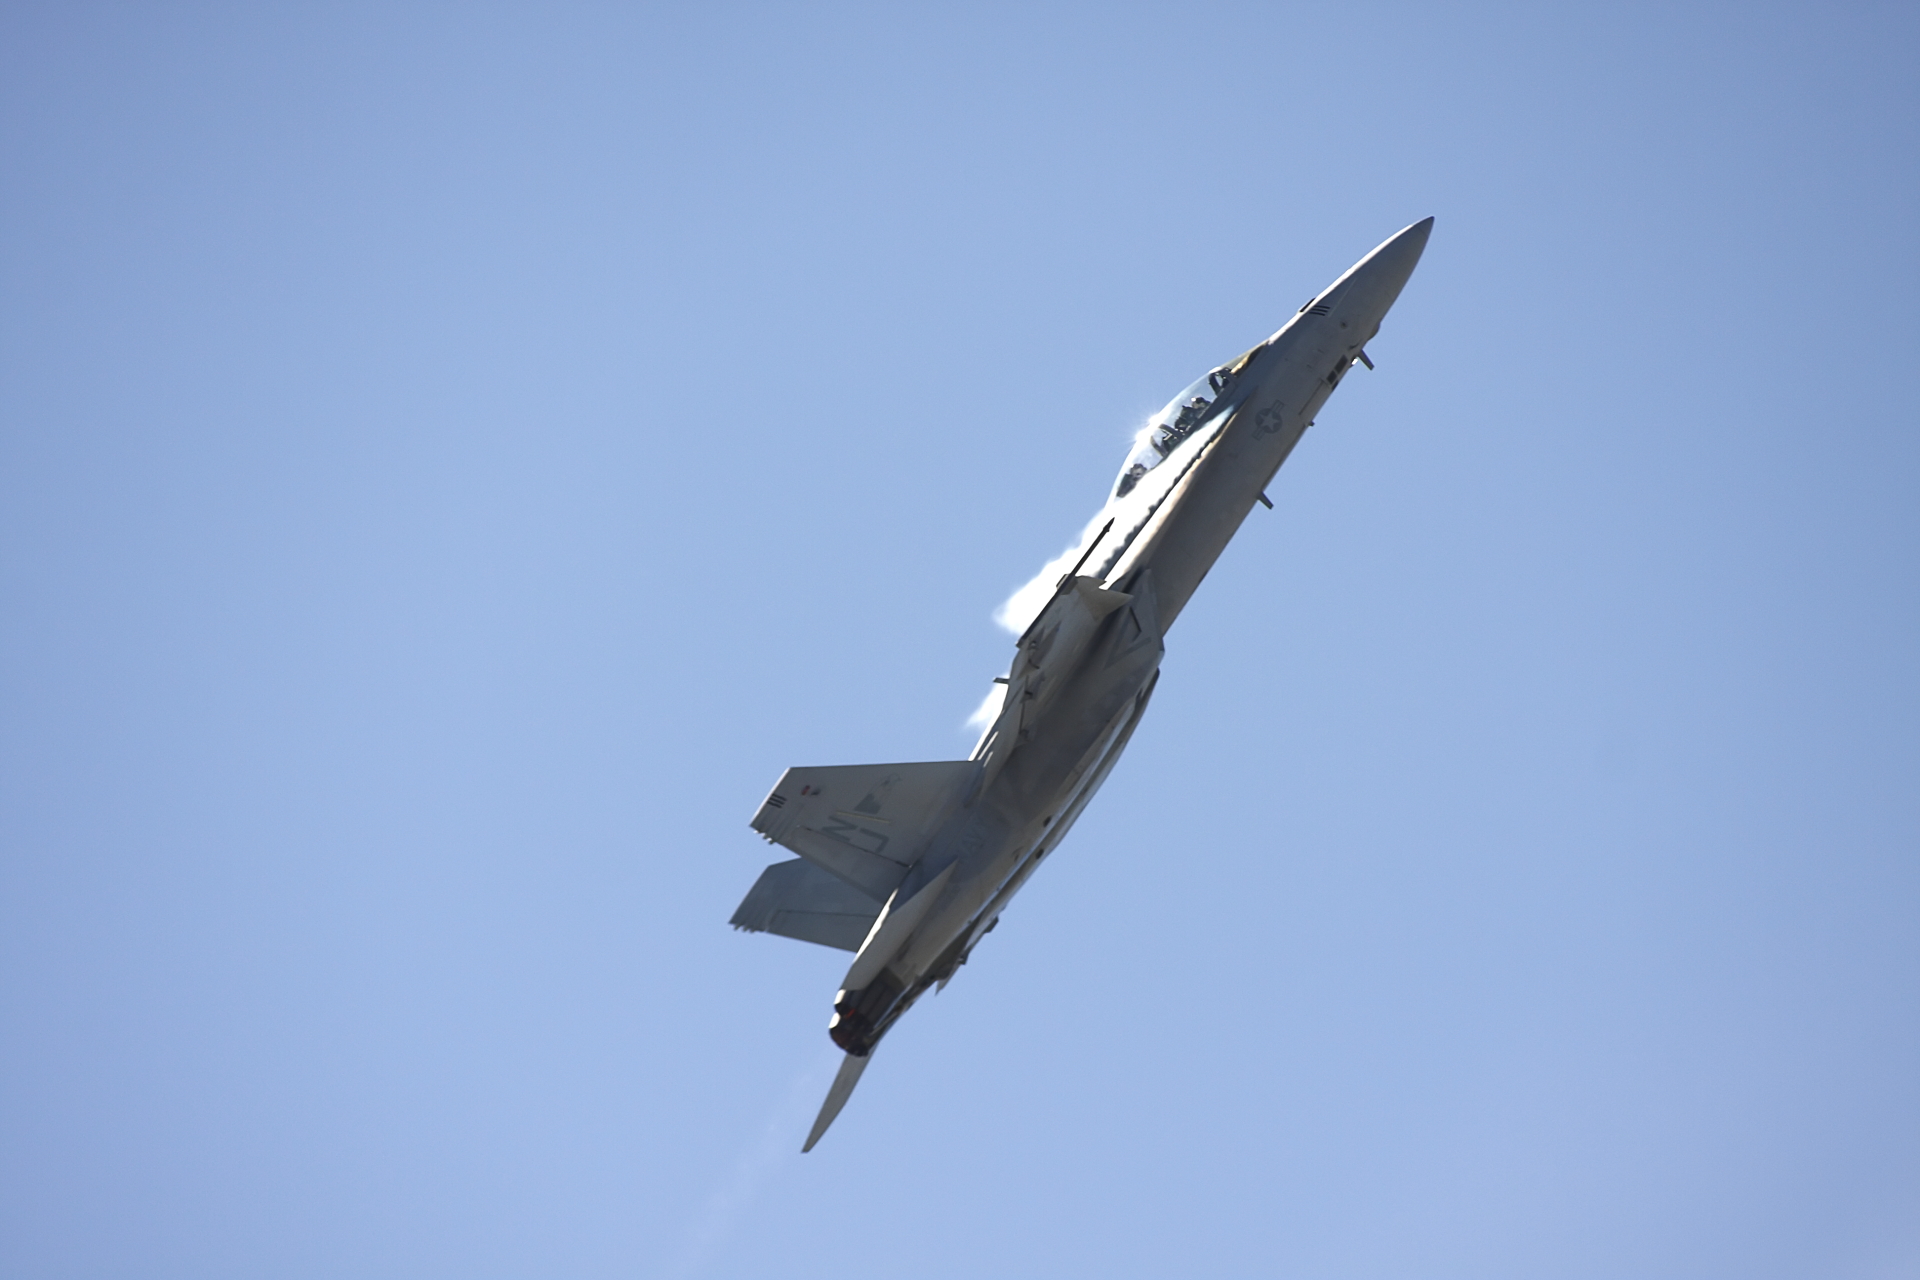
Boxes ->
[3,5,1916,1278]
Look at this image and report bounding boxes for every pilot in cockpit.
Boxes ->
[1110,364,1244,500]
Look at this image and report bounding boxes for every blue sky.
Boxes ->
[2,5,1916,1277]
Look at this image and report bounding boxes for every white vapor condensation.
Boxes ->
[963,683,1005,734]
[989,417,1167,638]
[974,414,1178,734]
[661,1047,843,1279]
[989,395,1234,648]
[990,507,1117,637]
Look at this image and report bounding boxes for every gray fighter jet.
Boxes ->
[732,218,1434,1150]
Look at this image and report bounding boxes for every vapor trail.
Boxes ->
[660,1047,841,1279]
[991,507,1118,638]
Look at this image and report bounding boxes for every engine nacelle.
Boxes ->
[828,972,906,1056]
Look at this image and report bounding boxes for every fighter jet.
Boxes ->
[731,218,1434,1150]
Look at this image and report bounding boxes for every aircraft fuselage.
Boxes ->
[736,219,1432,1148]
[826,219,1434,1056]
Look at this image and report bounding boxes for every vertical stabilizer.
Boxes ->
[803,1052,872,1152]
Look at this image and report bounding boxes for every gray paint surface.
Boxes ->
[744,222,1434,1146]
[1,7,1916,1278]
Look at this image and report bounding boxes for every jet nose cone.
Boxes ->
[1330,216,1434,322]
[1362,216,1434,281]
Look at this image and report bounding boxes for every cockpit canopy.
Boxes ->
[1112,346,1261,499]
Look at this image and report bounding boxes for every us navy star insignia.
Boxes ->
[1253,403,1285,435]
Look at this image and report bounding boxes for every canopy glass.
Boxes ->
[1111,346,1260,499]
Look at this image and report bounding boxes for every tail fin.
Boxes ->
[750,760,976,901]
[803,1052,872,1152]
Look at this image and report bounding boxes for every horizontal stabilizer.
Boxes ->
[804,1051,872,1152]
[730,858,883,952]
[751,760,977,900]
